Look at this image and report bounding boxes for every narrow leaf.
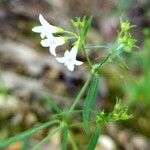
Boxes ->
[32,126,62,150]
[83,74,99,132]
[83,16,93,38]
[68,131,78,150]
[43,95,62,114]
[22,137,30,150]
[86,124,100,150]
[0,120,58,148]
[61,125,68,150]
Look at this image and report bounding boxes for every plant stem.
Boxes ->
[22,137,29,150]
[85,45,109,49]
[95,52,112,72]
[69,131,78,150]
[0,120,59,148]
[32,126,62,150]
[68,74,93,114]
[82,45,93,69]
[64,30,78,38]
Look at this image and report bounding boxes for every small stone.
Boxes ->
[98,135,116,150]
[131,135,150,150]
[25,112,37,127]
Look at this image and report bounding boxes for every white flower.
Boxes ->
[32,14,63,39]
[41,36,65,56]
[56,46,83,71]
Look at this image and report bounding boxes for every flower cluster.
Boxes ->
[117,20,136,52]
[32,14,83,71]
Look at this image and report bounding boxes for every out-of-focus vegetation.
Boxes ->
[0,0,150,149]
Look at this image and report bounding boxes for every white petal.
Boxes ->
[39,14,49,27]
[48,24,58,33]
[70,46,78,57]
[75,60,83,66]
[49,45,57,56]
[32,26,42,33]
[39,14,58,34]
[56,57,65,63]
[67,63,74,71]
[40,32,45,39]
[64,50,70,57]
[55,37,65,46]
[41,39,50,47]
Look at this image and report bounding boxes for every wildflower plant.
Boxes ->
[0,14,136,150]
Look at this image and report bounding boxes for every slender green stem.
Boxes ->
[53,110,83,118]
[82,45,93,69]
[32,126,62,150]
[70,121,95,128]
[68,74,93,114]
[85,45,109,49]
[64,30,78,38]
[69,132,78,150]
[65,36,77,40]
[0,120,59,148]
[95,52,112,72]
[22,137,29,150]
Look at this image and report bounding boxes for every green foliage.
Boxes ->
[96,98,132,124]
[126,28,150,108]
[117,19,136,52]
[32,126,62,150]
[83,73,99,132]
[61,123,68,150]
[0,17,136,149]
[86,124,100,150]
[0,120,59,148]
[71,16,92,37]
[43,95,62,114]
[22,137,30,150]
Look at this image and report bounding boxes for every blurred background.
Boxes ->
[0,0,150,150]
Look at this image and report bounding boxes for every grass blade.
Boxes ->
[0,120,59,148]
[22,137,30,150]
[83,16,93,38]
[86,124,100,150]
[32,126,62,150]
[43,95,62,114]
[61,124,68,150]
[83,74,99,132]
[68,131,78,150]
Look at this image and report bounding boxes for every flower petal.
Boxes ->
[39,14,50,27]
[75,60,83,66]
[49,45,57,56]
[41,39,50,47]
[40,32,45,39]
[32,26,42,33]
[55,37,65,46]
[67,63,74,71]
[56,57,65,63]
[64,50,70,57]
[70,46,78,57]
[39,14,58,35]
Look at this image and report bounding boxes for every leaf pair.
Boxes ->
[83,73,100,133]
[0,120,59,148]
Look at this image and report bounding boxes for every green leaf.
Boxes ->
[83,74,99,132]
[68,131,78,150]
[22,137,30,150]
[43,95,62,114]
[86,124,100,150]
[61,124,68,150]
[0,120,58,148]
[83,16,93,39]
[32,126,62,150]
